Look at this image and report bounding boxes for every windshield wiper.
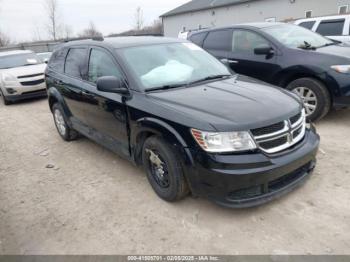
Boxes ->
[298,41,317,50]
[187,74,232,85]
[145,83,187,92]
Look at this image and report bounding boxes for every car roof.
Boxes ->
[0,50,33,57]
[63,36,187,49]
[190,22,286,34]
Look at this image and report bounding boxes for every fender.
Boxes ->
[131,117,194,167]
[47,87,74,126]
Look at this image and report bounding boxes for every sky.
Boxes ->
[0,0,189,42]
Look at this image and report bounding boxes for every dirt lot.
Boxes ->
[0,98,349,255]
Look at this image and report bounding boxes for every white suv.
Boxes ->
[0,50,47,105]
[295,15,350,43]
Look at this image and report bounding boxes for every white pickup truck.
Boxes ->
[295,15,350,43]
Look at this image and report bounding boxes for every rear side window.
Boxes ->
[316,19,345,36]
[48,48,68,73]
[203,30,232,51]
[299,21,316,30]
[189,32,207,46]
[64,48,87,79]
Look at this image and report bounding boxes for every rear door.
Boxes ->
[61,47,88,124]
[79,46,130,156]
[227,29,280,82]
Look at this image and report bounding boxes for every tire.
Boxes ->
[142,136,189,202]
[286,78,331,122]
[0,88,11,106]
[52,103,78,141]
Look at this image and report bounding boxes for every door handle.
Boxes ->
[81,90,95,98]
[54,79,63,85]
[228,59,239,64]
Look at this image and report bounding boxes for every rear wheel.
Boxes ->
[286,78,331,122]
[52,103,78,141]
[0,89,11,105]
[142,136,189,202]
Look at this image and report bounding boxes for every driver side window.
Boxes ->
[232,30,269,54]
[88,48,122,83]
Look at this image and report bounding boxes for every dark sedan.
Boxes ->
[189,22,350,121]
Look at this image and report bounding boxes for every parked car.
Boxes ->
[188,22,350,121]
[0,50,47,105]
[46,37,319,208]
[295,15,350,43]
[37,52,52,64]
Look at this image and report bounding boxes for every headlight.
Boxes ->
[2,73,17,82]
[331,65,350,74]
[191,129,256,153]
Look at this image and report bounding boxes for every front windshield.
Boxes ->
[119,42,231,90]
[262,24,333,49]
[0,53,41,69]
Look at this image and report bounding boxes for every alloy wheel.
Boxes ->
[293,86,318,116]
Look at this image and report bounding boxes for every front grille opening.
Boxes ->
[290,112,302,125]
[268,164,309,191]
[259,136,287,150]
[22,89,46,95]
[251,121,285,137]
[20,79,45,86]
[228,185,263,200]
[17,73,44,79]
[293,126,303,139]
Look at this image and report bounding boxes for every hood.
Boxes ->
[147,75,302,132]
[0,64,46,78]
[316,43,350,59]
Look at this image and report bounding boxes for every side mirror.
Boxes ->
[254,45,274,56]
[96,76,129,95]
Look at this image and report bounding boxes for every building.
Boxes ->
[161,0,350,37]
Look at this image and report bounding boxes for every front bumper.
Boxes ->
[3,82,47,101]
[186,128,320,208]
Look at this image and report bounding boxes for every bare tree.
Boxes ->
[0,30,11,47]
[0,0,12,46]
[63,24,74,39]
[134,7,144,30]
[78,21,103,38]
[44,0,61,40]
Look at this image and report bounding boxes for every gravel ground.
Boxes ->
[0,98,349,255]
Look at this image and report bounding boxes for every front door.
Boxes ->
[79,47,130,157]
[227,29,280,83]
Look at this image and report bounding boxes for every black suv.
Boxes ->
[46,37,319,208]
[189,22,350,121]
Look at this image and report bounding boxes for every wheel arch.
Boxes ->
[47,87,73,125]
[131,118,194,167]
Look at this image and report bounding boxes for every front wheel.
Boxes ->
[142,136,189,202]
[286,78,331,122]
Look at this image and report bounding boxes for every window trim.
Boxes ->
[305,10,312,18]
[64,47,88,80]
[338,5,348,14]
[86,46,128,87]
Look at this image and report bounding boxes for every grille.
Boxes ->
[290,112,302,125]
[251,121,285,137]
[251,110,306,154]
[260,136,288,150]
[20,79,45,86]
[228,185,262,200]
[268,164,309,191]
[17,73,44,79]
